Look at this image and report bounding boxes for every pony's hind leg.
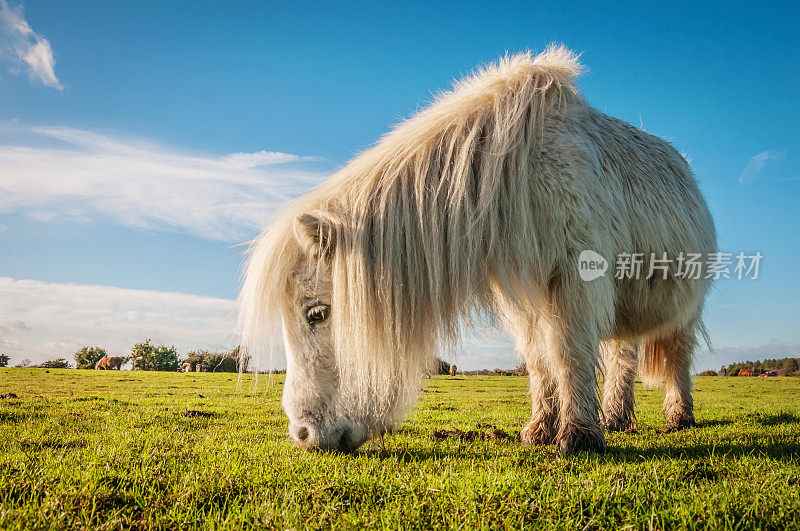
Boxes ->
[640,328,697,431]
[662,329,696,431]
[600,339,638,432]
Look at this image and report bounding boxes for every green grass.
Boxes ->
[1,369,799,529]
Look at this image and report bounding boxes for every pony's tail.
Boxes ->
[638,321,710,387]
[638,339,667,387]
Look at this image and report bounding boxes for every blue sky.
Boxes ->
[1,1,798,369]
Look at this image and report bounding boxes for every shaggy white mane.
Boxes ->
[239,46,586,416]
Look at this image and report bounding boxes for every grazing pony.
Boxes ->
[238,46,716,455]
[95,356,124,370]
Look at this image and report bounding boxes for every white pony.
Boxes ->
[238,46,716,455]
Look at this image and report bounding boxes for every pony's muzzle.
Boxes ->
[288,422,366,453]
[289,422,316,448]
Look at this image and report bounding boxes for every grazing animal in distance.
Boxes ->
[238,46,716,455]
[95,356,124,370]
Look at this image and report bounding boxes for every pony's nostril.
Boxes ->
[297,426,310,442]
[338,429,351,452]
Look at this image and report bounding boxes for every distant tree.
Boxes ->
[433,357,451,375]
[698,369,717,376]
[74,346,107,370]
[724,357,800,377]
[515,362,528,376]
[38,358,72,369]
[781,358,799,376]
[130,340,180,372]
[16,359,32,368]
[0,354,9,367]
[184,347,249,373]
[230,346,250,373]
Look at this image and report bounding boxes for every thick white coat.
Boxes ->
[238,46,715,454]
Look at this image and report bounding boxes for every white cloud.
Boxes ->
[0,125,327,241]
[5,275,791,373]
[0,274,518,370]
[0,276,236,366]
[0,316,28,332]
[0,0,62,89]
[738,150,787,184]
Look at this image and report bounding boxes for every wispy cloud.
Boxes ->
[738,149,787,184]
[0,276,236,365]
[0,125,327,241]
[0,0,62,89]
[223,150,320,169]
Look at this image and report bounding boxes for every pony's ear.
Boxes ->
[294,213,336,256]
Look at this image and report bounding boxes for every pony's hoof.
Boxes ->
[520,423,555,446]
[602,415,636,433]
[557,429,606,456]
[665,413,695,432]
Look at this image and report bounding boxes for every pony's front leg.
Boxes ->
[496,297,560,445]
[551,327,605,455]
[544,274,611,455]
[521,355,558,445]
[504,312,558,445]
[600,340,638,432]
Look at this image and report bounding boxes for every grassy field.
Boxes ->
[1,369,799,529]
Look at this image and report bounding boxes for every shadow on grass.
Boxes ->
[0,411,44,424]
[361,434,800,464]
[71,396,132,408]
[755,411,800,426]
[603,438,800,463]
[694,419,734,428]
[20,439,87,450]
[364,446,511,463]
[427,403,457,411]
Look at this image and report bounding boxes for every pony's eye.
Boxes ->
[305,305,329,324]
